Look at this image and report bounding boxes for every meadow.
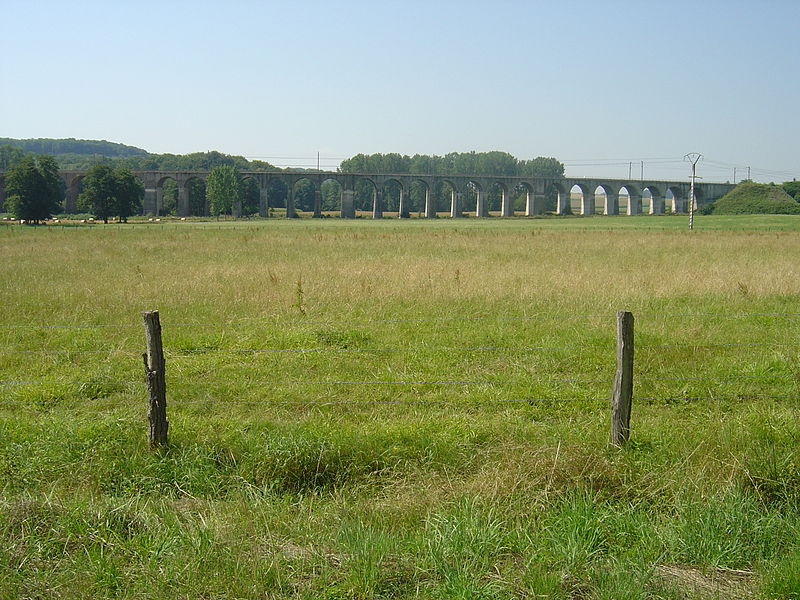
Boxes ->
[1,214,799,599]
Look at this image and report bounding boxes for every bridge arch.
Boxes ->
[616,184,641,215]
[319,177,343,215]
[467,179,487,217]
[594,183,616,215]
[380,177,403,216]
[405,178,434,218]
[642,185,664,214]
[569,184,594,215]
[266,178,288,216]
[667,186,686,213]
[155,175,177,216]
[288,177,316,217]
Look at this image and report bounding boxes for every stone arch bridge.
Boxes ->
[1,169,734,218]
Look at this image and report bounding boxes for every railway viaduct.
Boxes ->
[0,169,735,218]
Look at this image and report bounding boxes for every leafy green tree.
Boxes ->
[113,168,143,222]
[80,165,145,221]
[241,178,263,216]
[4,155,61,223]
[0,144,26,169]
[188,178,207,216]
[782,181,800,201]
[79,164,117,223]
[206,165,242,217]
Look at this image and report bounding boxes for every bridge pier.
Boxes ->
[501,188,514,217]
[313,189,322,218]
[526,190,547,216]
[475,188,488,217]
[341,189,355,218]
[65,181,80,213]
[581,189,594,215]
[605,191,619,215]
[259,187,268,217]
[177,185,189,217]
[556,189,570,214]
[287,186,297,218]
[450,190,463,218]
[650,195,665,214]
[372,188,382,219]
[627,194,642,215]
[148,187,159,216]
[425,187,435,218]
[398,186,409,218]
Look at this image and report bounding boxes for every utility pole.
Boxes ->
[684,153,702,231]
[640,161,644,182]
[747,166,751,181]
[628,162,632,179]
[733,167,736,184]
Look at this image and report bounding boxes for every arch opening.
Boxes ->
[380,179,403,216]
[290,178,316,216]
[320,178,343,215]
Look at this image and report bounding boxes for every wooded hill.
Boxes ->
[708,182,800,215]
[0,139,277,172]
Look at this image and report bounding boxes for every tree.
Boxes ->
[782,181,800,201]
[206,165,242,217]
[5,155,61,223]
[113,168,143,222]
[241,178,261,215]
[79,164,117,223]
[0,144,26,169]
[80,165,146,222]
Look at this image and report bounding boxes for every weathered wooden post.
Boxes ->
[610,311,634,447]
[142,310,168,447]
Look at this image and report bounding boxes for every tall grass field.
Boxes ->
[1,214,799,599]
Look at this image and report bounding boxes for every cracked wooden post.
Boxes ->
[610,311,634,447]
[142,310,168,447]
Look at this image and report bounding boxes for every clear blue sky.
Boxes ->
[2,0,798,182]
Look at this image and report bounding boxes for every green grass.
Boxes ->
[0,215,799,598]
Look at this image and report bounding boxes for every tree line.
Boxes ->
[336,151,565,213]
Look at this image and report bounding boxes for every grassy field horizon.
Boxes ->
[1,215,799,598]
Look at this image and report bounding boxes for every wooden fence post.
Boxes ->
[142,310,168,447]
[610,310,634,447]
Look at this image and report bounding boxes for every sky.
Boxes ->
[2,0,798,183]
